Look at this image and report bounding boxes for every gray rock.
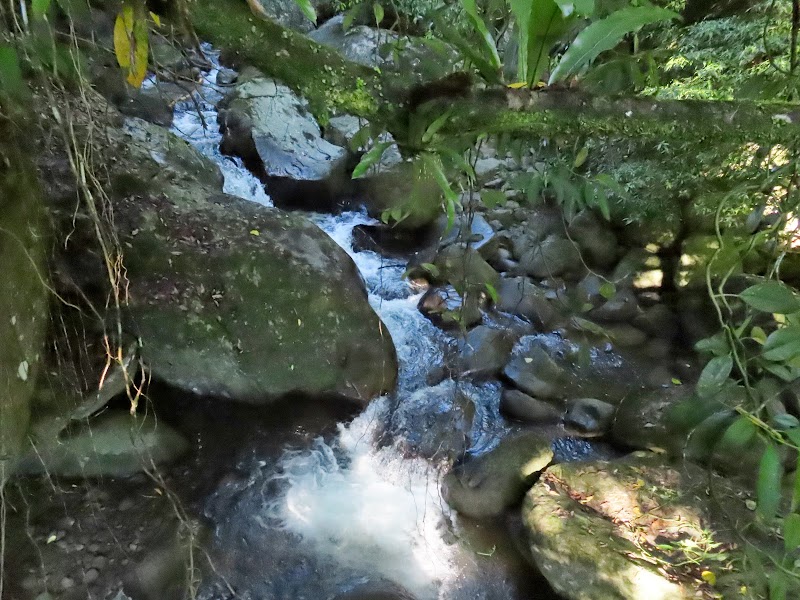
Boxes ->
[502,344,567,401]
[443,431,553,518]
[496,276,560,329]
[418,285,483,330]
[113,113,397,404]
[518,235,583,279]
[216,68,238,86]
[440,213,495,251]
[589,287,640,323]
[15,412,188,478]
[390,380,474,461]
[603,323,648,348]
[324,114,403,171]
[474,157,503,181]
[564,398,615,437]
[219,69,348,206]
[500,389,562,424]
[252,0,316,32]
[634,303,678,340]
[433,244,499,298]
[458,326,516,378]
[84,568,100,584]
[567,210,619,269]
[309,15,398,67]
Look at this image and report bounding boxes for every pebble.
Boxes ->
[21,574,43,591]
[61,576,75,590]
[117,498,135,511]
[83,568,100,584]
[88,543,101,553]
[91,555,107,570]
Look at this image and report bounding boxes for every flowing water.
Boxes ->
[166,47,600,600]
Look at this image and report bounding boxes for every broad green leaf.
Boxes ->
[485,282,499,304]
[342,5,360,30]
[422,108,453,144]
[695,332,730,357]
[769,569,788,600]
[293,0,317,23]
[685,410,734,461]
[526,0,573,86]
[549,6,679,84]
[352,141,391,178]
[757,441,783,522]
[422,153,459,204]
[751,325,767,344]
[696,355,733,398]
[481,189,506,209]
[719,416,756,449]
[0,44,26,103]
[32,0,51,20]
[373,2,384,25]
[763,326,800,362]
[573,146,589,168]
[420,262,440,277]
[740,282,800,314]
[461,0,501,69]
[599,281,616,299]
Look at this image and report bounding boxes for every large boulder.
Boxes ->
[517,235,583,279]
[110,116,397,404]
[388,379,474,461]
[218,68,349,210]
[15,412,188,478]
[496,276,560,329]
[567,210,619,269]
[433,244,500,297]
[0,138,49,482]
[522,452,763,600]
[500,389,562,424]
[252,0,317,32]
[443,431,553,518]
[457,325,516,378]
[121,192,398,403]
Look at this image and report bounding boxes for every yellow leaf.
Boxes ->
[113,7,133,69]
[701,570,716,586]
[250,229,260,236]
[149,11,161,27]
[506,81,527,89]
[114,3,149,89]
[46,534,57,544]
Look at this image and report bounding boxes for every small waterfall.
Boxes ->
[171,45,556,599]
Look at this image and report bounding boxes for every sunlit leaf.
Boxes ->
[351,141,391,178]
[32,0,51,20]
[573,145,589,168]
[549,6,679,84]
[461,0,502,69]
[293,0,317,23]
[481,189,506,209]
[373,2,384,25]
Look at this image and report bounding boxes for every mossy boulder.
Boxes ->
[443,431,553,518]
[120,192,397,403]
[0,138,49,483]
[106,113,397,404]
[522,452,766,600]
[15,412,188,478]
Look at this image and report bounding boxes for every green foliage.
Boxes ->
[549,5,679,83]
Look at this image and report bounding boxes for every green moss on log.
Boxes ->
[192,0,380,120]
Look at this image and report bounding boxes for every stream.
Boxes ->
[164,46,603,600]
